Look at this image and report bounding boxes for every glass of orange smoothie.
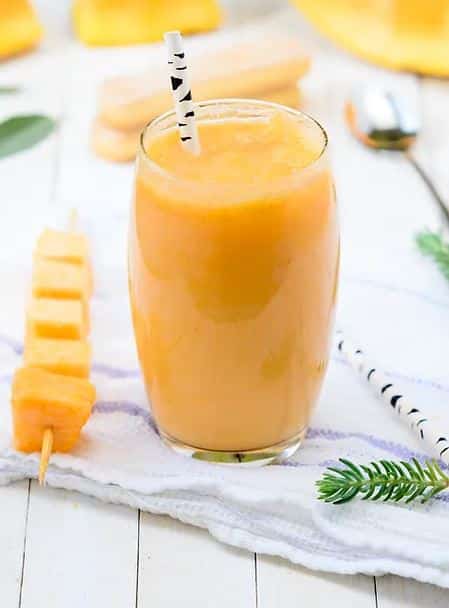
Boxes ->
[129,99,339,464]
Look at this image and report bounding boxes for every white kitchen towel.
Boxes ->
[1,5,449,591]
[1,189,449,588]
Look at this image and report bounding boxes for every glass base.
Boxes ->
[159,427,307,466]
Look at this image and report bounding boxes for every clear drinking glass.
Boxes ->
[128,99,339,465]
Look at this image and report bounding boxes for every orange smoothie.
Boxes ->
[129,100,339,462]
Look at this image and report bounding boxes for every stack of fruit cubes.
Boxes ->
[11,226,96,457]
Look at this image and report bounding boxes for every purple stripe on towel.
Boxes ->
[344,276,449,312]
[0,334,23,356]
[94,400,158,433]
[333,356,449,395]
[92,363,141,379]
[306,428,446,468]
[280,459,340,469]
[382,370,449,394]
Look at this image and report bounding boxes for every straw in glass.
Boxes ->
[164,31,200,155]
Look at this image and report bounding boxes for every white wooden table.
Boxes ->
[1,1,449,606]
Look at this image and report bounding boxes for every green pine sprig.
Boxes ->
[416,230,449,282]
[317,458,449,505]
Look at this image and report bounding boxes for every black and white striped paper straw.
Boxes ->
[164,31,200,156]
[336,330,449,466]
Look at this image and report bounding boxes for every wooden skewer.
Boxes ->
[67,208,78,233]
[39,428,54,485]
[38,208,79,485]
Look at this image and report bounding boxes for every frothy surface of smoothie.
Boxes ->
[129,106,339,452]
[149,112,324,185]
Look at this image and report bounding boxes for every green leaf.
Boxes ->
[416,230,449,282]
[0,114,57,159]
[0,86,21,95]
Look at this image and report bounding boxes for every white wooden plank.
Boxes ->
[20,483,138,608]
[257,555,375,607]
[376,575,449,607]
[138,513,256,607]
[0,481,30,605]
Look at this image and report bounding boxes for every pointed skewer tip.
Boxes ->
[67,208,78,233]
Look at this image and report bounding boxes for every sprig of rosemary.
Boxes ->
[416,230,449,282]
[317,458,449,505]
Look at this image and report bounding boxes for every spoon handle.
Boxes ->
[405,151,449,227]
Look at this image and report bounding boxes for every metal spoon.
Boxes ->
[345,87,449,226]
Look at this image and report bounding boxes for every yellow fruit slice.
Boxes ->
[12,367,95,452]
[291,0,449,77]
[32,259,90,301]
[35,228,89,265]
[28,298,85,340]
[0,0,42,59]
[24,335,91,378]
[73,0,222,46]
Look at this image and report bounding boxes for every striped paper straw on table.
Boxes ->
[336,330,449,466]
[164,31,201,155]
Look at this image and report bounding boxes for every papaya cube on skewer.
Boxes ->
[35,228,89,265]
[28,298,86,340]
[24,335,91,378]
[35,227,94,294]
[12,367,96,452]
[32,259,90,301]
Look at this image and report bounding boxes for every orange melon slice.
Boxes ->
[24,335,91,378]
[28,298,85,340]
[35,227,89,265]
[12,367,95,452]
[32,259,89,301]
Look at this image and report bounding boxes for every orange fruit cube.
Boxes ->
[28,298,86,340]
[32,259,89,301]
[12,367,96,452]
[24,335,91,378]
[35,228,89,265]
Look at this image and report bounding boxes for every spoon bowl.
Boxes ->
[345,87,419,151]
